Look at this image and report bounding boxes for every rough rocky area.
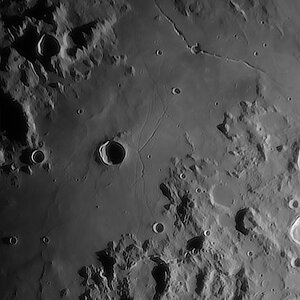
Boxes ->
[1,0,300,299]
[0,0,130,182]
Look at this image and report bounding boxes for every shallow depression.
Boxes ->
[212,184,234,208]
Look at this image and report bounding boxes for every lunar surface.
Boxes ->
[1,0,300,299]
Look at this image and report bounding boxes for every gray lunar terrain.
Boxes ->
[1,0,300,299]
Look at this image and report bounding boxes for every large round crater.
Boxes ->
[30,149,46,164]
[290,216,300,246]
[98,140,126,166]
[37,34,60,58]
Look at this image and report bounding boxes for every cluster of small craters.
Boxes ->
[77,213,286,299]
[0,145,49,187]
[0,0,131,180]
[2,234,51,246]
[216,98,300,298]
[216,96,300,266]
[2,0,300,299]
[78,96,300,299]
[216,99,274,179]
[158,154,293,299]
[78,137,299,300]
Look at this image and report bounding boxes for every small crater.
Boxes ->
[204,230,210,237]
[41,236,50,244]
[2,236,19,245]
[152,222,165,233]
[155,49,163,56]
[196,187,202,193]
[60,288,69,298]
[289,199,299,209]
[171,87,181,95]
[124,65,135,76]
[77,108,84,115]
[9,236,18,245]
[179,173,186,179]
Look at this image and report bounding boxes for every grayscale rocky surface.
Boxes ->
[0,0,300,299]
